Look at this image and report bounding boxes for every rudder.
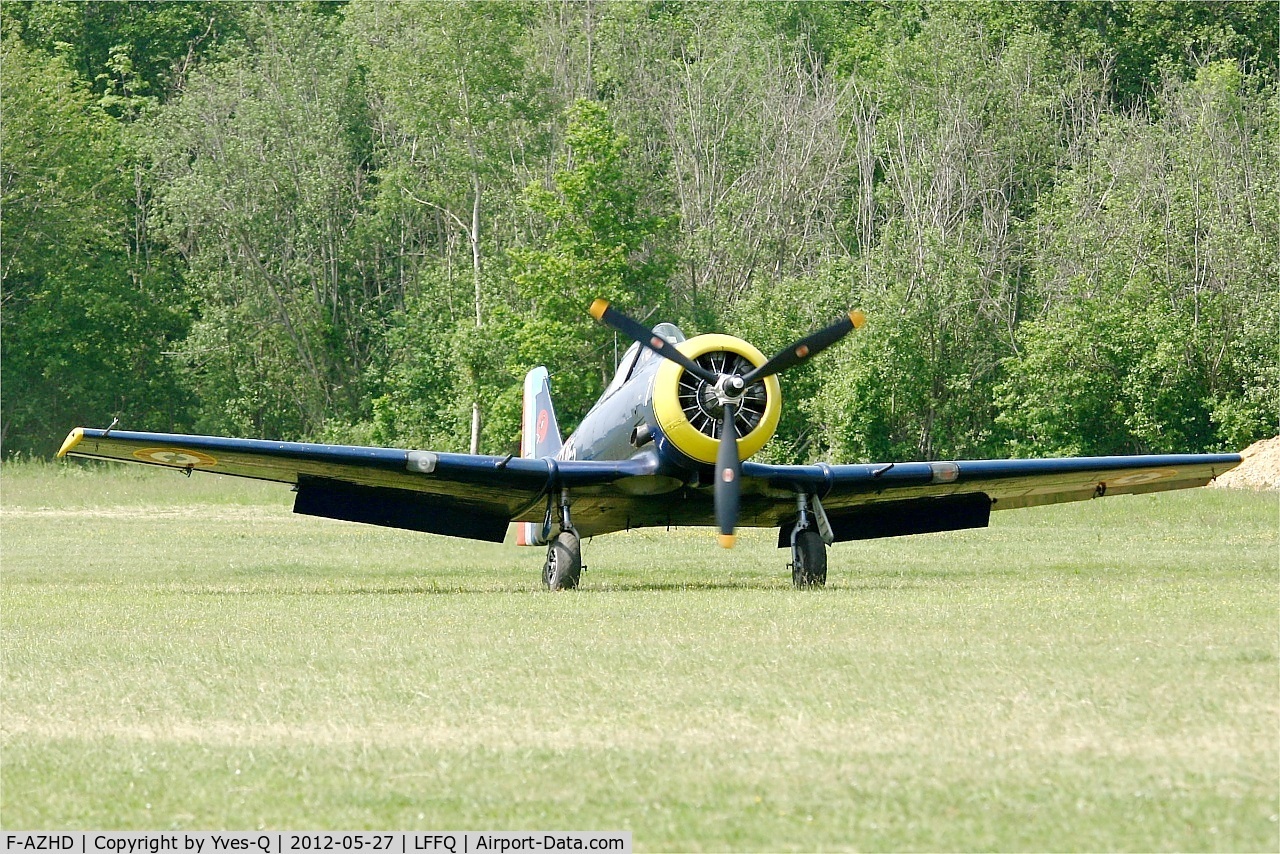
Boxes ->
[516,366,562,546]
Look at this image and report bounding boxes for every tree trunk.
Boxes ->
[469,175,483,454]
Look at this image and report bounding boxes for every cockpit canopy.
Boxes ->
[601,322,686,399]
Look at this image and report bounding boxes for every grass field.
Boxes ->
[2,460,1277,850]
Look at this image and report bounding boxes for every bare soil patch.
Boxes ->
[1211,436,1280,491]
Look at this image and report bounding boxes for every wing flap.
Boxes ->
[779,492,993,546]
[294,476,511,542]
[529,454,1243,539]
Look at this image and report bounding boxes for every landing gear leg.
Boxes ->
[543,489,582,590]
[790,494,827,588]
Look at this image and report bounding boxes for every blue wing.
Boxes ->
[59,427,1241,544]
[469,451,1243,541]
[739,453,1242,545]
[57,427,656,542]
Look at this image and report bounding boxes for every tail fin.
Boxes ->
[516,366,562,546]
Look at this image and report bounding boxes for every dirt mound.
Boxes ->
[1210,436,1280,491]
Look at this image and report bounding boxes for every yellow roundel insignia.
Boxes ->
[1109,469,1176,487]
[133,447,218,467]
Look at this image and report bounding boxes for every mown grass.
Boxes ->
[2,460,1277,850]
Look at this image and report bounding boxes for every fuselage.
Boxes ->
[557,323,681,465]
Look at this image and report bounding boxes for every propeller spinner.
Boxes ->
[591,300,865,547]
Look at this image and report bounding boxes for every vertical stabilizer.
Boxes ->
[517,366,562,546]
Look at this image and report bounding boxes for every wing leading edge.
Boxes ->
[744,453,1241,507]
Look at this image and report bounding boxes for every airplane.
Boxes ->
[57,300,1243,589]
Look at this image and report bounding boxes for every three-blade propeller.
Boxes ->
[590,299,866,548]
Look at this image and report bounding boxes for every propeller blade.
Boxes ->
[714,401,741,549]
[590,299,720,385]
[740,310,866,385]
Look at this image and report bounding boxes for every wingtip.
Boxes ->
[849,309,867,329]
[718,533,736,549]
[589,298,610,321]
[57,428,85,458]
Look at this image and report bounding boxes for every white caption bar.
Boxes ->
[3,834,631,854]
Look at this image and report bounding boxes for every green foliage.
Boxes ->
[999,63,1278,456]
[2,2,1276,458]
[509,99,674,429]
[346,0,544,181]
[344,0,549,451]
[807,226,1011,463]
[946,1,1278,104]
[8,0,249,114]
[141,6,375,440]
[360,269,510,454]
[0,33,191,455]
[724,266,853,463]
[998,291,1214,456]
[794,14,1066,462]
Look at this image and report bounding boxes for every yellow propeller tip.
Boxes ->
[589,299,610,321]
[57,428,85,458]
[849,309,867,329]
[718,534,737,549]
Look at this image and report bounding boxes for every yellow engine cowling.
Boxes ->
[651,334,783,465]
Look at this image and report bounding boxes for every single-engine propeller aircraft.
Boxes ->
[59,300,1242,589]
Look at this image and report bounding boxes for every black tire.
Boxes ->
[791,529,827,588]
[543,531,582,590]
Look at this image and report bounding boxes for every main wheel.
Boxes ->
[791,529,827,588]
[543,531,582,590]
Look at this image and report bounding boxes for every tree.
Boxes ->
[937,1,1276,106]
[509,99,673,430]
[800,14,1069,462]
[346,0,548,452]
[5,2,1275,461]
[9,1,249,112]
[141,6,374,440]
[1,33,191,456]
[602,3,856,315]
[998,62,1278,454]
